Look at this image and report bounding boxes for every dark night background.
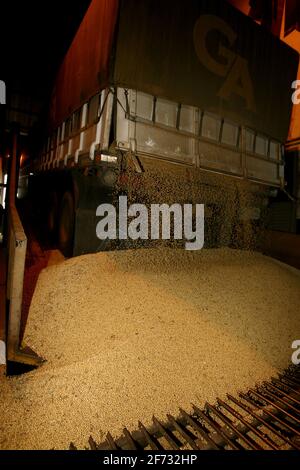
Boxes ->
[1,1,91,88]
[0,1,92,156]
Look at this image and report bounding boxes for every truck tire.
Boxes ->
[47,191,59,240]
[59,191,75,257]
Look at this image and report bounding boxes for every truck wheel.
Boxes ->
[47,191,59,240]
[59,191,75,257]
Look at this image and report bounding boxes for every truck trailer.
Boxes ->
[27,0,299,256]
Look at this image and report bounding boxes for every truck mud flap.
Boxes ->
[73,206,112,257]
[72,169,116,257]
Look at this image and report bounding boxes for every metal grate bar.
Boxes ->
[106,432,118,450]
[152,416,180,450]
[271,377,300,399]
[192,404,240,450]
[249,389,300,425]
[138,422,160,450]
[217,398,279,450]
[227,394,299,450]
[123,428,138,450]
[205,403,261,450]
[179,408,219,450]
[167,414,200,450]
[240,392,300,439]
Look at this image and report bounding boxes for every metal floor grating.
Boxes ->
[70,366,300,451]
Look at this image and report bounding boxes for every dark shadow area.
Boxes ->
[6,361,37,377]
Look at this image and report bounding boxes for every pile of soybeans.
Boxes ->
[0,248,299,449]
